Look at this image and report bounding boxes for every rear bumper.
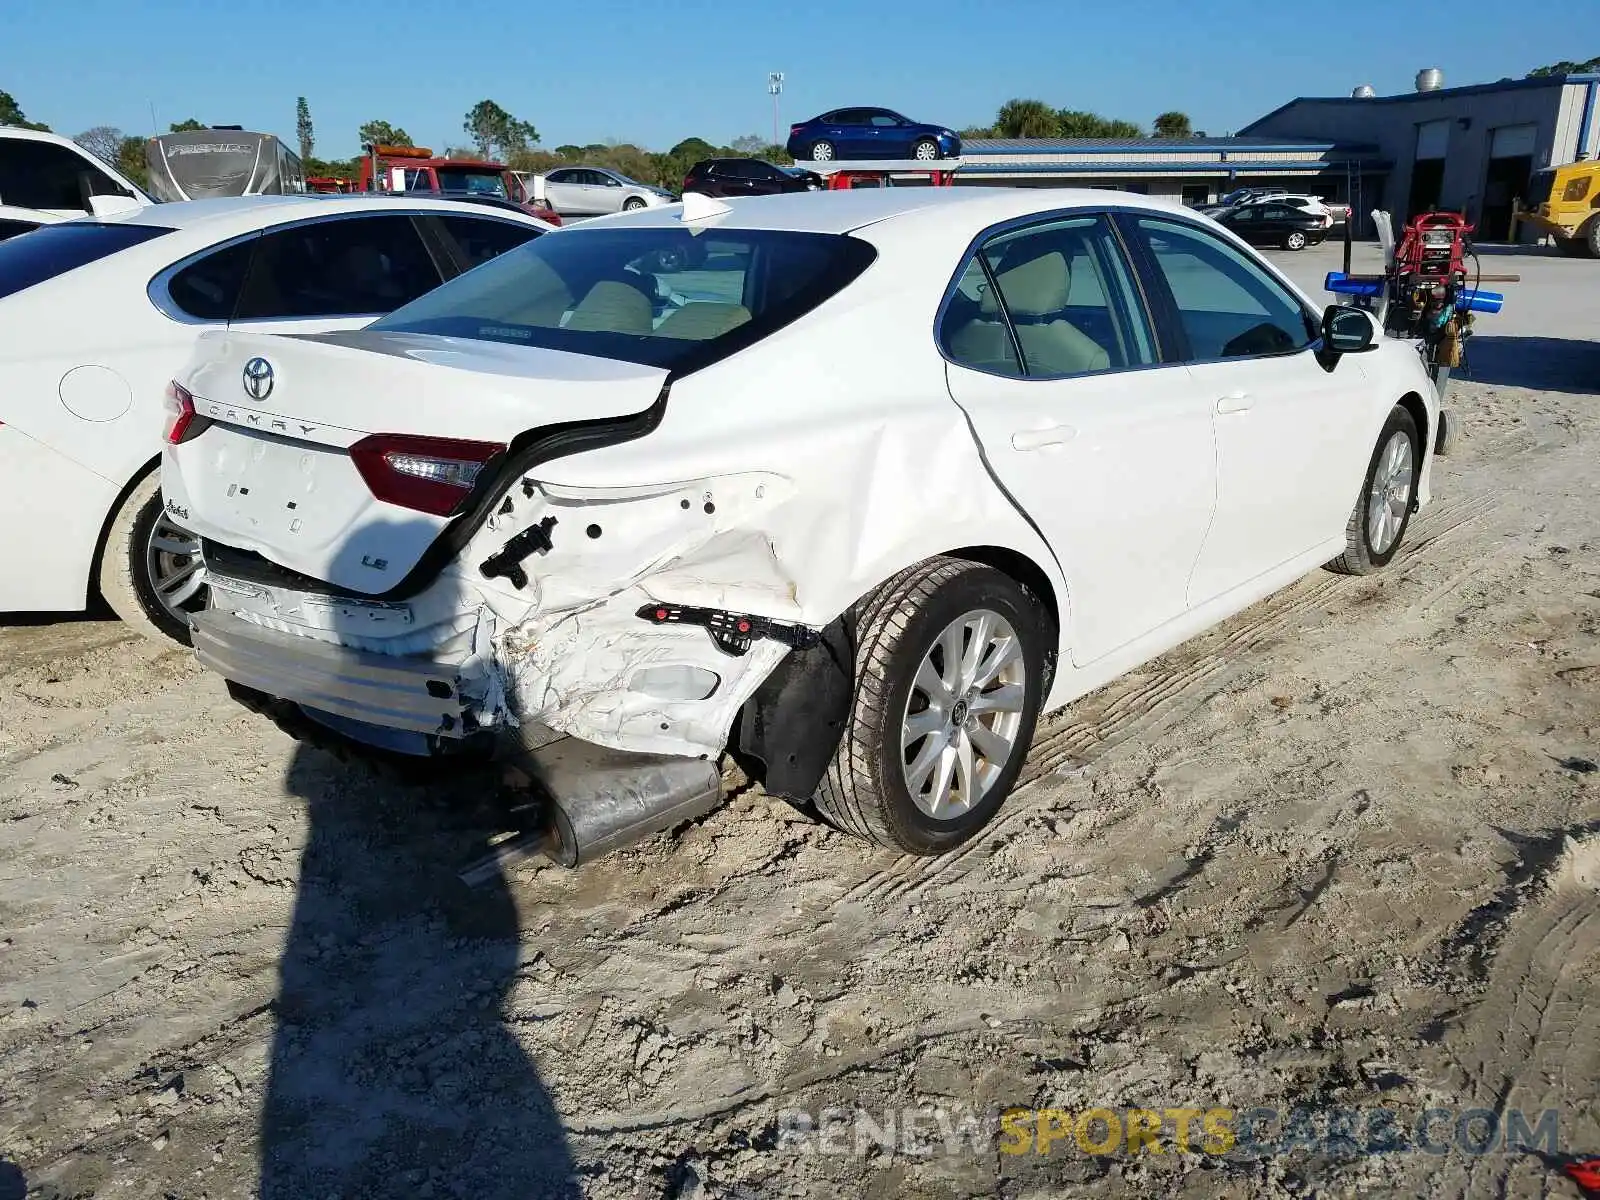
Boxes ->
[191,608,474,738]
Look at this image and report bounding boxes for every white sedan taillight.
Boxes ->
[349,434,505,517]
[163,381,209,445]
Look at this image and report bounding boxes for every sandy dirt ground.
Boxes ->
[1,243,1597,1199]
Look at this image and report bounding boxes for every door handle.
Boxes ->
[1011,425,1078,451]
[1215,392,1254,414]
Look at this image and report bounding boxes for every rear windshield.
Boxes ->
[371,225,876,371]
[0,222,171,301]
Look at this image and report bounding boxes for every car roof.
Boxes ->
[96,193,549,236]
[586,186,1199,236]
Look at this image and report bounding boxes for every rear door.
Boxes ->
[941,210,1219,666]
[542,169,583,214]
[1118,213,1371,602]
[426,214,542,272]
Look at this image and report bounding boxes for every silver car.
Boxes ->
[537,167,675,216]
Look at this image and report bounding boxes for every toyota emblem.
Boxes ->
[242,356,275,401]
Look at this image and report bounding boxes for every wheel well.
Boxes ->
[87,455,159,607]
[947,545,1061,640]
[1396,391,1429,458]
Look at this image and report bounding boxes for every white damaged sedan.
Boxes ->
[164,188,1440,862]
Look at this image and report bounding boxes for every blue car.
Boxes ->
[785,108,961,163]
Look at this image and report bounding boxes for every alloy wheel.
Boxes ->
[1366,430,1414,555]
[145,513,207,624]
[812,142,834,161]
[900,609,1027,819]
[913,141,938,161]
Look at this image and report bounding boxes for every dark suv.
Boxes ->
[682,158,824,198]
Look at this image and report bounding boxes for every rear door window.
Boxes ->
[0,221,171,301]
[164,237,257,320]
[233,214,445,319]
[432,215,542,269]
[0,218,40,242]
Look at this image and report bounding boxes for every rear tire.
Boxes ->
[814,557,1047,855]
[1585,217,1600,259]
[810,140,835,161]
[1325,405,1420,576]
[97,472,206,646]
[1284,230,1308,251]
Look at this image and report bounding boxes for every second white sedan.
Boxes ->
[164,188,1440,857]
[0,193,552,643]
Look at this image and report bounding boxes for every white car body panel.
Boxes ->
[0,195,552,614]
[0,127,153,217]
[165,188,1439,762]
[536,168,674,217]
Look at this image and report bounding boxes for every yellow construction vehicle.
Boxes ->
[1516,159,1600,256]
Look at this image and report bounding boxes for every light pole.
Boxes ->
[768,72,784,149]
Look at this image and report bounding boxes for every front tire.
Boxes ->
[911,138,940,161]
[810,140,835,162]
[622,197,646,211]
[1585,216,1600,259]
[97,472,207,646]
[815,557,1047,855]
[1325,405,1420,576]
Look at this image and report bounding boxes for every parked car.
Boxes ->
[0,193,552,644]
[536,167,675,216]
[1212,202,1330,249]
[786,108,961,162]
[682,158,823,197]
[0,127,150,219]
[164,189,1438,862]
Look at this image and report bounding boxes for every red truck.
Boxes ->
[358,144,561,224]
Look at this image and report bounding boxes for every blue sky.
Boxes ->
[3,0,1590,157]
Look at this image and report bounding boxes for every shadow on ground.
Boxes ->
[259,743,579,1199]
[1461,335,1600,394]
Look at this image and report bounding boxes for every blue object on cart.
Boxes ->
[1456,288,1503,314]
[1324,271,1384,297]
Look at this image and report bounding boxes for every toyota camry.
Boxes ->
[162,188,1441,861]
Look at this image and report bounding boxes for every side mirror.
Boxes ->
[1322,304,1376,354]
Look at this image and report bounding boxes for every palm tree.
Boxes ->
[995,99,1060,139]
[1153,111,1193,138]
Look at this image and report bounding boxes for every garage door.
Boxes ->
[1415,120,1451,160]
[1489,123,1537,158]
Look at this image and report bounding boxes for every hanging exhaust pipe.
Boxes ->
[460,735,723,884]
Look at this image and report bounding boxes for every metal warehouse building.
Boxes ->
[955,136,1384,216]
[1240,70,1600,241]
[950,69,1599,242]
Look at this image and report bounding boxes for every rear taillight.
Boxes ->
[349,434,505,517]
[790,124,802,136]
[163,381,209,445]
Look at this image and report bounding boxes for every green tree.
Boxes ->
[996,98,1059,138]
[0,88,50,130]
[305,155,357,180]
[1054,109,1145,138]
[117,135,149,188]
[730,133,766,155]
[1152,110,1192,138]
[168,118,206,133]
[295,96,314,160]
[357,119,412,148]
[75,126,124,165]
[959,125,995,139]
[554,144,583,157]
[1528,55,1600,76]
[463,99,538,160]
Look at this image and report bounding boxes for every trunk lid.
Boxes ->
[167,329,666,594]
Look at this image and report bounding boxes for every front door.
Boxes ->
[1119,214,1373,603]
[940,212,1218,666]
